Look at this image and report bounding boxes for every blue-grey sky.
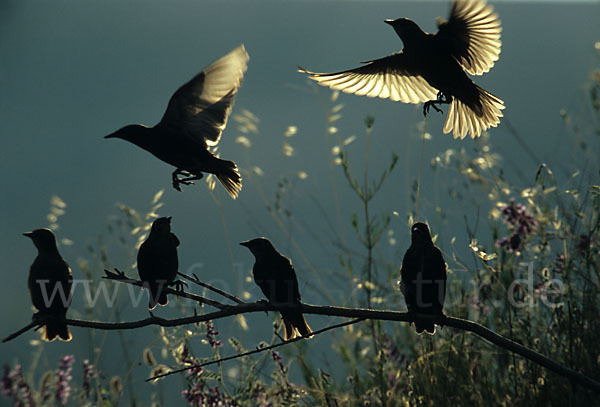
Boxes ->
[1,0,599,403]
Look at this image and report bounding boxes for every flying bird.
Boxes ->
[240,238,313,340]
[24,228,73,342]
[106,45,249,198]
[399,223,447,334]
[299,0,504,139]
[137,217,180,309]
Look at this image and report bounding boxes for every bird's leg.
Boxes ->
[172,169,203,192]
[423,92,452,117]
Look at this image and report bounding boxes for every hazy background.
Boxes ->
[1,0,599,404]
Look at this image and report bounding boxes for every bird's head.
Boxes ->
[384,17,424,44]
[240,237,275,257]
[150,216,172,234]
[24,228,58,251]
[104,124,149,145]
[410,222,433,244]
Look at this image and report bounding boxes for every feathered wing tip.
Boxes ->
[216,159,242,199]
[443,87,505,139]
[43,319,72,342]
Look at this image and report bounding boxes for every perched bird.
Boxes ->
[105,45,249,198]
[399,223,447,334]
[299,0,504,139]
[240,238,313,340]
[137,217,180,309]
[24,228,73,342]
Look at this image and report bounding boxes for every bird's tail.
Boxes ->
[215,159,242,199]
[414,322,436,335]
[282,311,313,340]
[443,85,504,139]
[43,317,72,342]
[148,285,169,310]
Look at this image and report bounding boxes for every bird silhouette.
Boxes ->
[137,217,180,309]
[24,228,72,341]
[240,238,313,340]
[105,45,249,198]
[399,223,447,334]
[299,0,504,139]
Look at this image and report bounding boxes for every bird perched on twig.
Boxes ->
[240,238,313,340]
[299,0,504,139]
[24,228,73,342]
[137,217,180,309]
[105,45,249,198]
[399,223,447,334]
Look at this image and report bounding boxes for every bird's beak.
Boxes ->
[23,232,34,238]
[384,19,394,25]
[166,216,172,222]
[239,241,250,248]
[104,133,117,139]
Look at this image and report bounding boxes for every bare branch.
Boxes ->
[146,317,365,382]
[103,268,227,309]
[2,321,41,343]
[177,271,244,304]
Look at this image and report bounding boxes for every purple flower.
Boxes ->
[82,359,96,398]
[1,365,13,397]
[205,321,222,349]
[55,355,74,405]
[497,199,537,253]
[271,351,285,373]
[552,255,566,274]
[182,380,238,407]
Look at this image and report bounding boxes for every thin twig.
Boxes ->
[2,321,41,343]
[147,318,365,382]
[177,271,244,304]
[103,268,227,309]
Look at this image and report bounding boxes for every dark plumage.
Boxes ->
[137,217,180,309]
[240,238,312,340]
[24,228,72,342]
[299,0,504,139]
[399,223,447,334]
[105,45,249,198]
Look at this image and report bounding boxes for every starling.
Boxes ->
[24,228,72,342]
[137,217,180,309]
[399,223,447,334]
[240,238,313,340]
[105,45,249,198]
[299,0,504,139]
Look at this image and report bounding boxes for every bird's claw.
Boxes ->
[423,92,451,117]
[171,279,188,292]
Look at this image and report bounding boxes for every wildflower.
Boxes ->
[271,351,284,373]
[551,255,566,274]
[55,355,74,405]
[205,321,222,349]
[497,199,538,253]
[82,359,96,398]
[1,365,13,397]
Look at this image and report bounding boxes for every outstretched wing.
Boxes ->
[299,52,438,104]
[436,0,502,75]
[159,45,249,147]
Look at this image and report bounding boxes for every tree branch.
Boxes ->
[177,271,244,304]
[103,268,227,309]
[3,301,598,393]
